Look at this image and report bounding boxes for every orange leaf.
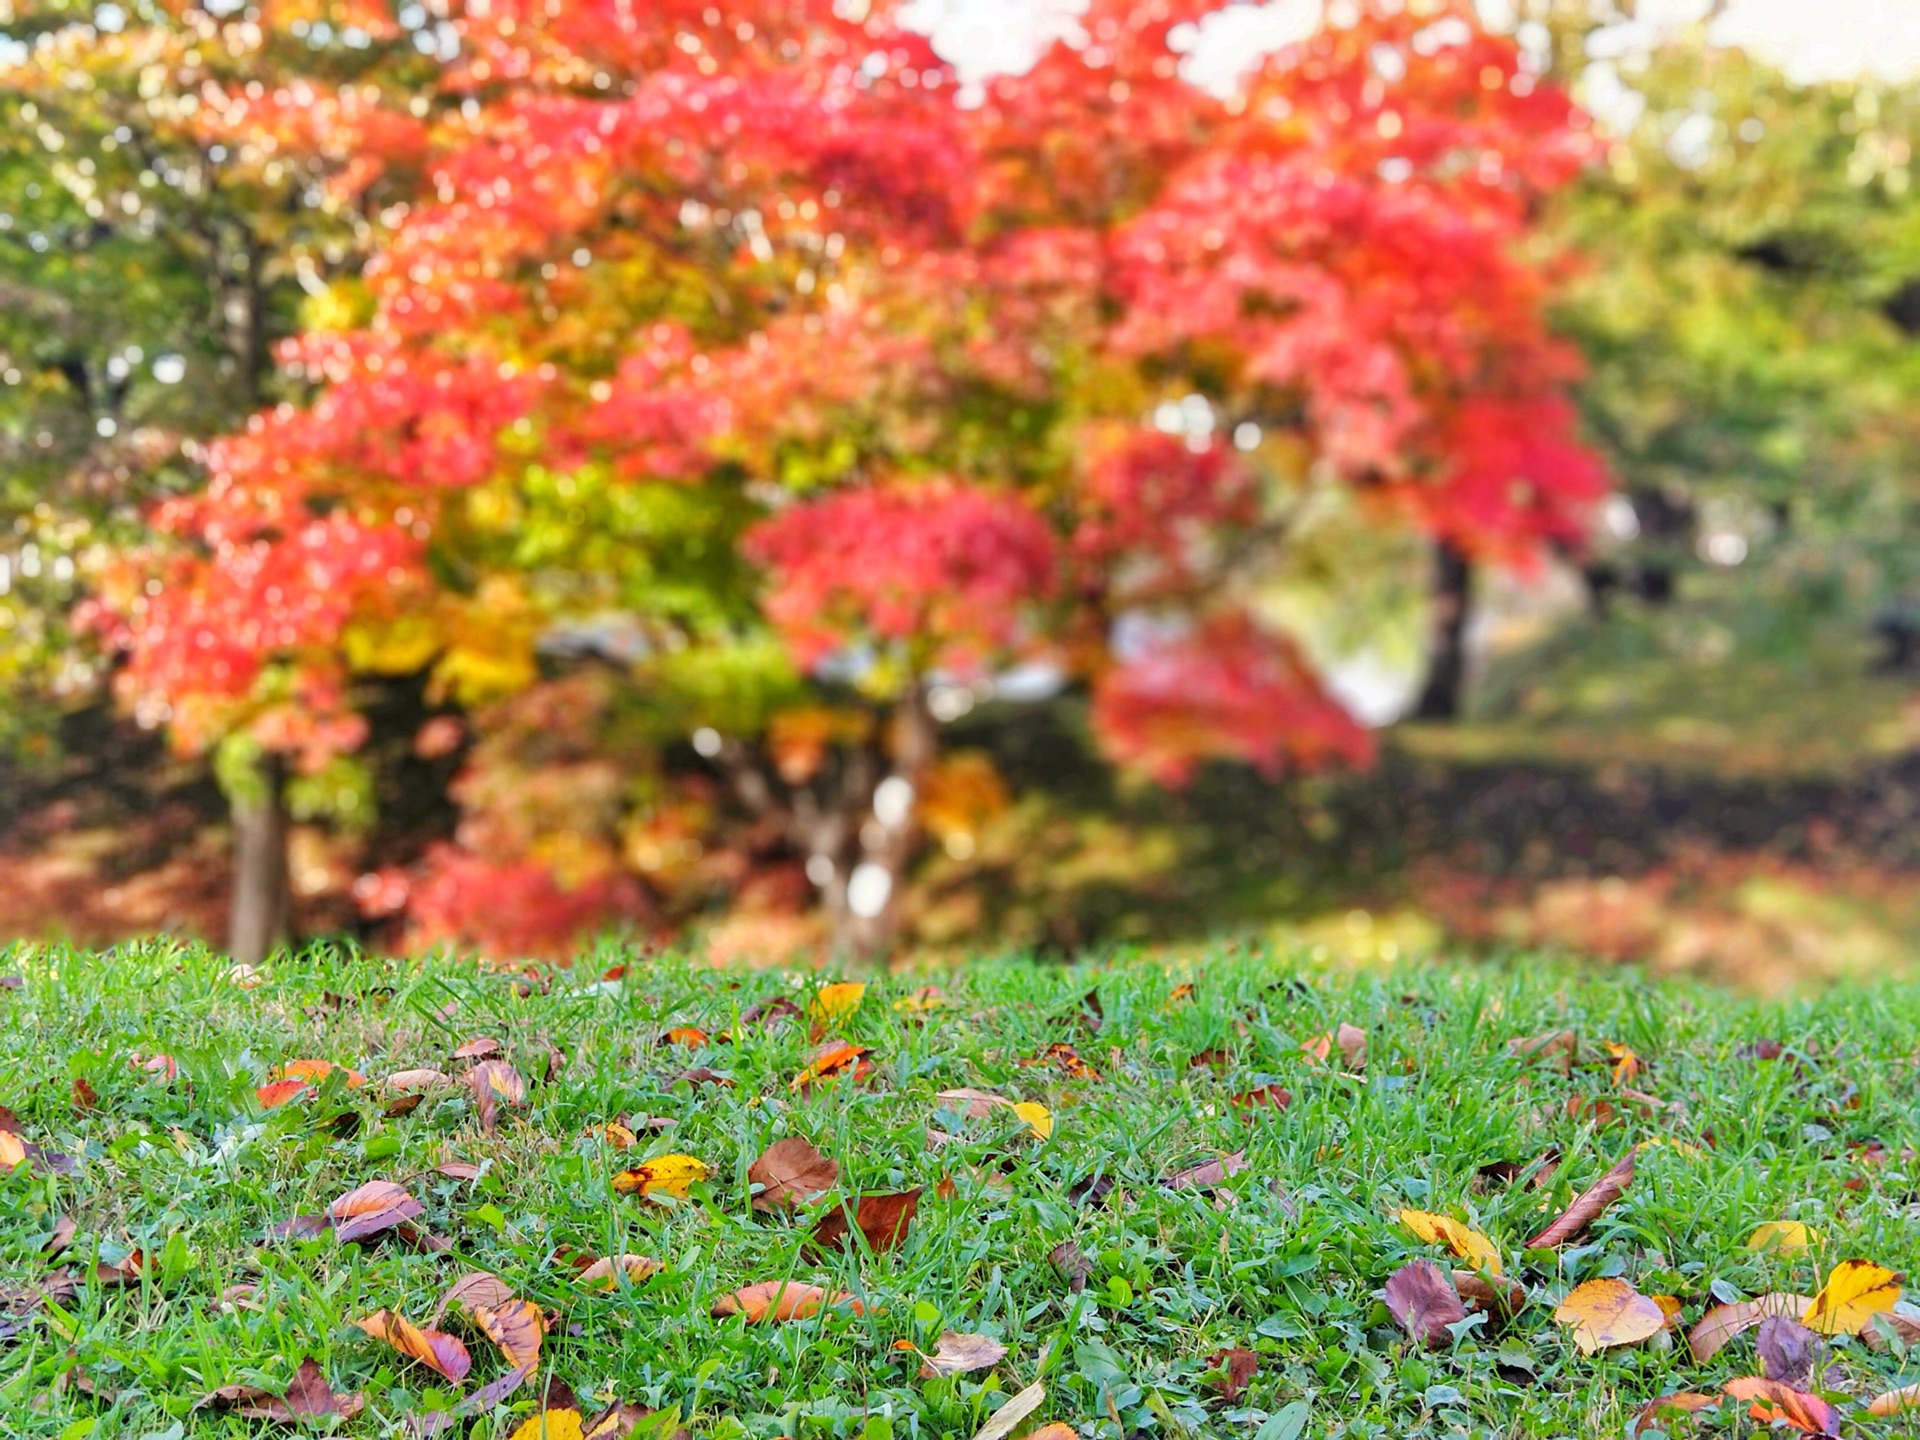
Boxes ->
[1526,1149,1635,1248]
[711,1281,863,1322]
[809,1188,922,1255]
[275,1060,366,1088]
[576,1254,661,1290]
[255,1079,311,1109]
[329,1180,424,1243]
[1554,1278,1667,1354]
[354,1309,472,1382]
[660,1027,709,1047]
[1724,1377,1840,1436]
[1688,1293,1812,1363]
[473,1298,544,1371]
[790,1041,872,1092]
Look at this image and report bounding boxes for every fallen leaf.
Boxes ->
[197,1357,365,1421]
[894,985,947,1014]
[1011,1102,1053,1140]
[355,1309,472,1381]
[1757,1315,1823,1387]
[1204,1346,1258,1401]
[1724,1377,1840,1436]
[748,1136,839,1212]
[587,1121,640,1149]
[255,1079,312,1109]
[970,1380,1045,1440]
[436,1161,485,1181]
[453,1038,503,1061]
[671,1066,735,1088]
[467,1060,526,1133]
[329,1180,424,1244]
[1689,1293,1812,1363]
[660,1027,709,1047]
[1869,1381,1920,1416]
[935,1088,1053,1139]
[809,1188,922,1255]
[1606,1042,1643,1085]
[384,1068,455,1094]
[1803,1259,1901,1335]
[1555,1277,1667,1355]
[1335,1022,1368,1069]
[577,1254,661,1290]
[612,1153,709,1201]
[265,1212,331,1241]
[1526,1149,1635,1248]
[1508,1028,1577,1072]
[473,1298,544,1370]
[1628,1393,1720,1439]
[790,1041,872,1092]
[1231,1084,1292,1110]
[129,1051,180,1080]
[1050,1240,1093,1293]
[93,1249,146,1286]
[0,1130,25,1169]
[1163,1151,1248,1191]
[1020,1042,1099,1081]
[1398,1209,1503,1276]
[1749,1221,1814,1254]
[70,1077,98,1114]
[918,1330,1008,1378]
[275,1059,366,1088]
[711,1281,863,1322]
[1453,1270,1528,1317]
[1384,1260,1467,1348]
[1167,982,1197,1006]
[1024,1428,1077,1440]
[42,1214,76,1257]
[432,1271,515,1325]
[808,981,866,1039]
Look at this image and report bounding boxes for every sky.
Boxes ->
[909,0,1920,92]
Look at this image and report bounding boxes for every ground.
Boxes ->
[5,943,1920,1438]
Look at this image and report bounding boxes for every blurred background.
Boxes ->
[1,0,1915,989]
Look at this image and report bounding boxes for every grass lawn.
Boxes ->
[5,942,1920,1439]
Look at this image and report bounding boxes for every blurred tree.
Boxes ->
[1550,26,1920,648]
[0,1,433,959]
[90,0,1606,958]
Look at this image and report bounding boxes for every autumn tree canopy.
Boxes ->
[90,0,1608,957]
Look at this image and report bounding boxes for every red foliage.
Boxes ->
[394,845,650,962]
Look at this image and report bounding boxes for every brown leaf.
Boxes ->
[970,1380,1047,1440]
[1384,1260,1467,1348]
[1724,1377,1840,1436]
[672,1066,735,1088]
[1204,1347,1259,1401]
[918,1330,1008,1378]
[1453,1270,1528,1318]
[435,1161,484,1181]
[748,1136,840,1213]
[809,1188,922,1256]
[432,1270,515,1325]
[70,1077,98,1114]
[711,1281,864,1322]
[1688,1293,1814,1363]
[355,1309,472,1381]
[265,1212,331,1241]
[1757,1315,1823,1387]
[935,1087,1006,1120]
[1525,1149,1634,1248]
[93,1250,147,1286]
[329,1180,424,1244]
[473,1298,544,1371]
[197,1357,365,1421]
[1163,1151,1248,1191]
[1231,1085,1292,1111]
[1628,1393,1720,1439]
[453,1037,503,1061]
[467,1059,525,1132]
[1050,1240,1093,1294]
[42,1214,76,1258]
[1018,1042,1099,1080]
[1335,1022,1368,1070]
[576,1254,661,1290]
[1508,1028,1577,1072]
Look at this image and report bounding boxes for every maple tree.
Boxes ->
[90,0,1607,957]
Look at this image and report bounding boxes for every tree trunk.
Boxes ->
[831,687,937,961]
[1414,539,1472,721]
[228,753,291,964]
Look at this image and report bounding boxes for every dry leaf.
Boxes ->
[1385,1260,1466,1348]
[1024,1427,1077,1440]
[355,1309,472,1381]
[577,1254,661,1290]
[1453,1270,1528,1318]
[1606,1042,1643,1085]
[453,1038,503,1061]
[1555,1277,1667,1355]
[70,1077,98,1114]
[1019,1042,1099,1080]
[790,1041,873,1092]
[1688,1292,1811,1363]
[1526,1149,1634,1248]
[42,1214,77,1258]
[93,1249,146,1286]
[384,1068,454,1094]
[1050,1240,1093,1293]
[970,1380,1045,1440]
[1749,1221,1814,1254]
[1756,1315,1823,1387]
[436,1161,484,1180]
[894,985,947,1014]
[1803,1259,1901,1335]
[1724,1377,1840,1436]
[276,1059,366,1088]
[1204,1347,1259,1401]
[1231,1084,1292,1110]
[660,1027,709,1047]
[1628,1393,1720,1439]
[612,1153,709,1201]
[432,1271,515,1325]
[935,1088,1053,1140]
[329,1180,424,1244]
[197,1357,365,1421]
[587,1121,640,1149]
[711,1281,863,1322]
[808,982,866,1040]
[1399,1209,1503,1276]
[467,1060,526,1133]
[809,1188,922,1255]
[918,1330,1008,1378]
[1868,1381,1920,1416]
[1508,1028,1577,1072]
[255,1079,312,1109]
[473,1298,544,1370]
[1163,1151,1248,1191]
[748,1136,839,1213]
[1335,1022,1368,1069]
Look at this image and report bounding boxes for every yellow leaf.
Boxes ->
[1554,1278,1668,1355]
[612,1153,709,1200]
[1748,1221,1814,1254]
[1399,1208,1503,1277]
[1803,1259,1901,1335]
[1011,1102,1053,1140]
[472,1298,544,1370]
[809,982,866,1025]
[507,1410,587,1440]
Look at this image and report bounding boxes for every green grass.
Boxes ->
[4,941,1920,1439]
